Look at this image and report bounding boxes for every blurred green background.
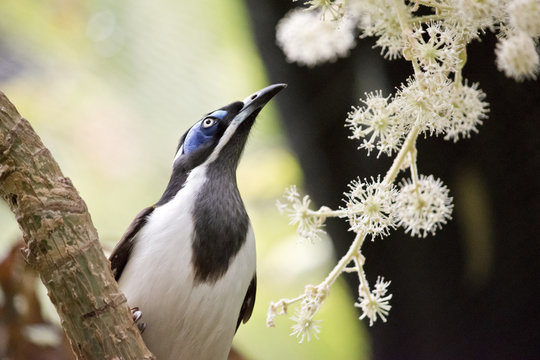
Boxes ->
[0,1,368,359]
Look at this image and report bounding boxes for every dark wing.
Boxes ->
[236,274,257,331]
[109,206,155,281]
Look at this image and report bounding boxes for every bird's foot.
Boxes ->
[131,307,147,333]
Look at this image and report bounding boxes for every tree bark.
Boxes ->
[0,91,154,359]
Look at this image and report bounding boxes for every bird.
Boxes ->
[108,83,286,360]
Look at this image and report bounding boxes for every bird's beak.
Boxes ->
[200,83,287,165]
[233,83,287,125]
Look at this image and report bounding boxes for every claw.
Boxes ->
[132,307,143,322]
[137,321,147,333]
[131,307,147,334]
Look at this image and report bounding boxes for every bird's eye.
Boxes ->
[202,118,216,128]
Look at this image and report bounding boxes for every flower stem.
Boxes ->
[316,122,420,291]
[320,230,367,288]
[409,146,420,189]
[392,0,412,32]
[408,14,444,24]
[384,124,420,185]
[306,208,348,218]
[412,0,452,10]
[354,255,372,300]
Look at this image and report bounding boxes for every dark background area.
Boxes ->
[245,1,540,359]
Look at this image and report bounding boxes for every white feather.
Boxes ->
[118,165,256,360]
[173,144,184,164]
[205,110,250,164]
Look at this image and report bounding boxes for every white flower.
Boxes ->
[290,307,322,343]
[495,32,540,81]
[346,91,406,157]
[507,0,540,37]
[277,186,326,241]
[393,73,454,136]
[355,276,392,326]
[289,285,328,343]
[284,185,300,202]
[406,22,463,73]
[441,0,506,40]
[354,0,406,59]
[372,276,391,298]
[276,8,356,67]
[444,81,489,142]
[300,0,346,20]
[343,176,397,239]
[457,0,506,27]
[396,175,454,238]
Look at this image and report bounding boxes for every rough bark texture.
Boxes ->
[0,91,154,359]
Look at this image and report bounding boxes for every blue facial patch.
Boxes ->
[209,110,227,120]
[183,110,227,154]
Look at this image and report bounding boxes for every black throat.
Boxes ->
[190,158,249,284]
[157,106,254,284]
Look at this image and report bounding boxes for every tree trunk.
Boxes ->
[0,91,154,359]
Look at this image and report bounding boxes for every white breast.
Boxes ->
[118,166,256,360]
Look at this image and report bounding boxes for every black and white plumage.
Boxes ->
[109,84,286,360]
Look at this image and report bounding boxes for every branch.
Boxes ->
[0,91,154,359]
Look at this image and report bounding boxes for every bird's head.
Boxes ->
[156,83,286,206]
[172,83,287,173]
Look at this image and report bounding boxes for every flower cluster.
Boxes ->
[343,176,397,238]
[276,0,539,80]
[441,0,506,39]
[354,0,406,59]
[270,0,540,343]
[273,173,453,335]
[267,285,329,343]
[344,17,488,151]
[346,91,403,157]
[444,81,489,142]
[508,0,540,37]
[276,8,356,67]
[348,74,489,152]
[496,31,540,81]
[276,185,328,242]
[299,0,345,20]
[406,22,463,73]
[499,0,540,81]
[355,276,392,326]
[289,285,328,342]
[396,175,454,238]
